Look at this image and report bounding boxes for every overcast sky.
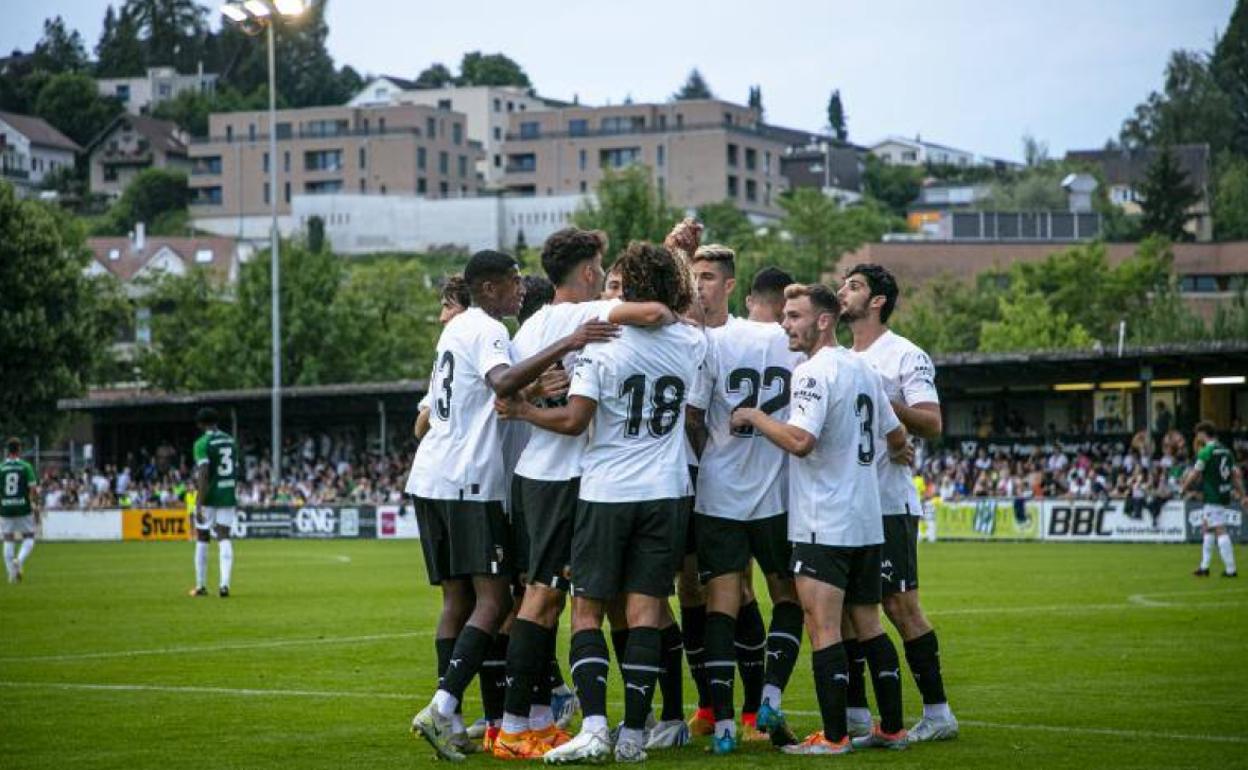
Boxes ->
[4,0,1236,161]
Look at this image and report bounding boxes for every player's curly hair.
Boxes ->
[615,241,694,314]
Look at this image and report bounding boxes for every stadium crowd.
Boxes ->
[32,426,1248,510]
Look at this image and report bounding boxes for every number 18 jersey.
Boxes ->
[688,317,805,521]
[570,323,707,503]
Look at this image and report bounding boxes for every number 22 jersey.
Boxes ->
[570,323,707,503]
[406,307,514,502]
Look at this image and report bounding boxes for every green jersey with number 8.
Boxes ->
[0,458,36,517]
[1196,439,1235,506]
[193,429,238,507]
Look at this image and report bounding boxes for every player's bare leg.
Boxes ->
[3,533,16,583]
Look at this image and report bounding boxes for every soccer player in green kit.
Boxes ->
[1184,421,1242,578]
[2,437,39,583]
[190,408,240,597]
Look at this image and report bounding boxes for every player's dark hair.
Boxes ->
[845,262,899,323]
[541,227,607,286]
[1194,420,1217,438]
[750,266,794,300]
[5,437,19,455]
[518,274,555,325]
[691,244,736,278]
[785,282,841,319]
[440,274,470,309]
[195,407,219,426]
[615,241,693,313]
[464,250,518,299]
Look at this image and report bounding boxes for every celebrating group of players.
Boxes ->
[405,219,958,763]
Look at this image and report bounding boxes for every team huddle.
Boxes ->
[405,219,957,762]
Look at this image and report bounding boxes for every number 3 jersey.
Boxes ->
[406,307,514,502]
[786,346,900,547]
[570,323,707,503]
[688,317,805,521]
[193,429,238,507]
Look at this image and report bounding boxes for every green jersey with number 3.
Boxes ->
[0,458,37,517]
[1197,439,1235,506]
[193,430,238,507]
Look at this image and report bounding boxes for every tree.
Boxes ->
[456,52,531,88]
[1213,0,1248,155]
[1213,152,1248,240]
[696,200,755,249]
[32,16,89,74]
[127,0,208,68]
[1138,145,1201,241]
[777,190,902,282]
[891,272,1004,354]
[0,183,125,437]
[673,69,713,100]
[104,168,190,234]
[34,72,124,148]
[327,259,441,382]
[573,165,683,261]
[136,267,239,391]
[307,215,326,253]
[980,163,1069,210]
[747,85,763,117]
[979,283,1094,353]
[95,4,145,77]
[1119,50,1236,156]
[414,63,454,89]
[827,89,847,142]
[862,155,921,216]
[1022,133,1049,167]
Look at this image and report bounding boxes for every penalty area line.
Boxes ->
[0,630,431,663]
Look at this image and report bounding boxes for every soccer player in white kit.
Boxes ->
[838,264,958,743]
[732,283,910,754]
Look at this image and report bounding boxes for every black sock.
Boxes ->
[442,624,494,702]
[704,611,736,722]
[547,624,566,692]
[436,637,456,691]
[611,628,631,667]
[658,623,685,721]
[503,620,549,721]
[736,601,766,714]
[532,625,557,708]
[861,633,904,734]
[570,629,610,719]
[480,632,509,721]
[622,626,662,729]
[811,643,848,741]
[843,637,869,709]
[904,630,948,706]
[763,601,802,696]
[681,604,710,708]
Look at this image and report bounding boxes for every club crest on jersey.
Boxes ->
[799,376,816,389]
[492,339,506,351]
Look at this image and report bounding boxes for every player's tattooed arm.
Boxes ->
[685,406,708,459]
[496,394,596,436]
[486,321,618,397]
[890,400,942,440]
[731,408,816,457]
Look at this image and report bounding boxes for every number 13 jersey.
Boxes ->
[569,323,707,503]
[688,317,805,521]
[406,307,514,502]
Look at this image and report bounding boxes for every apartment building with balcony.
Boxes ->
[187,103,483,223]
[86,114,189,197]
[498,99,790,218]
[96,66,218,115]
[0,110,80,196]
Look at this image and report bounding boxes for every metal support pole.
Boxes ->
[378,400,387,457]
[268,21,282,485]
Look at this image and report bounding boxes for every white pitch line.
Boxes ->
[781,710,1248,744]
[4,682,1244,746]
[0,630,431,663]
[933,599,1246,617]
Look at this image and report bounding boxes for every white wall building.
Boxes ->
[869,135,978,167]
[97,66,218,115]
[287,192,590,254]
[0,110,80,196]
[348,78,552,186]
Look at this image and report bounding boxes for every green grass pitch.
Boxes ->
[1,539,1244,768]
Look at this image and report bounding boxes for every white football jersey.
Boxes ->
[688,317,805,521]
[512,300,617,481]
[570,323,707,503]
[857,330,938,517]
[786,346,900,547]
[406,308,513,501]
